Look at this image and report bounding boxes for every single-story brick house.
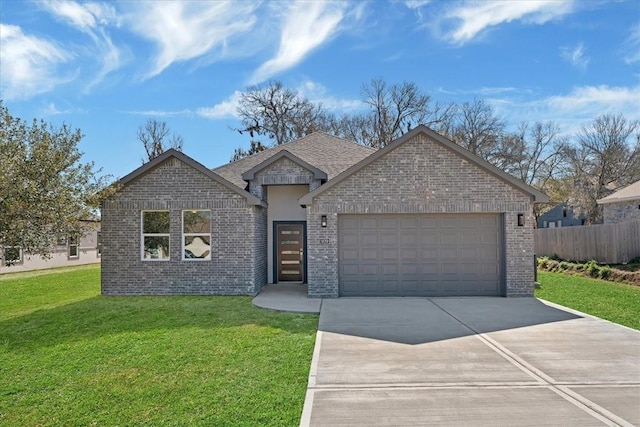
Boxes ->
[597,179,640,224]
[101,126,548,297]
[1,221,101,274]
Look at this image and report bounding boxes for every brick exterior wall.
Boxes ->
[306,133,535,298]
[603,201,640,224]
[248,157,323,201]
[253,157,315,185]
[101,157,266,295]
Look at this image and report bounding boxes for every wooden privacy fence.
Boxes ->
[534,220,640,264]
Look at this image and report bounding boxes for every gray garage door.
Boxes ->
[338,214,503,296]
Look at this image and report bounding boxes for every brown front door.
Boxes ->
[276,223,304,282]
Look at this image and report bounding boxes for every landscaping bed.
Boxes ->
[0,266,318,426]
[537,256,640,286]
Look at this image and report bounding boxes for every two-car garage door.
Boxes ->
[338,214,503,296]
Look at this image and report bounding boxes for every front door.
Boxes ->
[276,223,304,282]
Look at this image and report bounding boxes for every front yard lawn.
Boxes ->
[0,266,318,426]
[536,271,640,330]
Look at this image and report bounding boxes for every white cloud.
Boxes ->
[297,80,363,112]
[444,0,575,44]
[0,24,74,100]
[124,109,193,117]
[42,0,122,90]
[624,24,640,64]
[197,92,243,120]
[40,102,85,116]
[125,1,259,79]
[560,42,589,70]
[250,1,346,84]
[545,85,640,118]
[488,85,640,136]
[404,0,431,9]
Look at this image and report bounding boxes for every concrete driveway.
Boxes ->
[300,298,640,426]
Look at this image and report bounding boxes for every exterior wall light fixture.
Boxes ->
[517,213,525,227]
[321,215,327,228]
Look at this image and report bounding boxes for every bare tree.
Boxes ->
[451,98,505,161]
[230,140,267,162]
[566,114,640,224]
[494,122,570,223]
[235,80,328,146]
[138,118,184,162]
[344,78,456,148]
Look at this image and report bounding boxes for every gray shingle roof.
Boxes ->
[597,179,640,204]
[213,132,376,189]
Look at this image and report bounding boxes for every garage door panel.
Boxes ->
[421,263,439,274]
[361,218,379,229]
[361,234,378,246]
[400,247,419,261]
[381,263,398,275]
[338,214,502,296]
[420,217,438,228]
[359,264,379,275]
[440,246,458,259]
[421,233,438,245]
[400,233,419,246]
[341,218,360,230]
[361,248,378,261]
[440,232,459,245]
[381,280,400,292]
[399,217,419,228]
[380,217,397,229]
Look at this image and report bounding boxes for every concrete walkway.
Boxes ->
[252,283,321,313]
[301,297,640,426]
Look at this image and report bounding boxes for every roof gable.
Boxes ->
[213,132,376,188]
[597,179,640,204]
[300,126,549,205]
[241,150,328,181]
[117,149,265,206]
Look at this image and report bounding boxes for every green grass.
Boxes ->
[536,271,640,330]
[0,266,318,426]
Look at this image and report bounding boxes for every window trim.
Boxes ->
[68,234,79,259]
[182,210,211,261]
[141,210,171,261]
[96,231,102,258]
[3,246,23,265]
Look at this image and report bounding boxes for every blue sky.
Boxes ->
[1,0,639,180]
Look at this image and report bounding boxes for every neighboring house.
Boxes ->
[0,221,101,274]
[537,203,586,228]
[597,180,640,224]
[101,126,548,298]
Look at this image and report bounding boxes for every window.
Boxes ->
[562,207,567,217]
[543,220,548,228]
[96,232,102,257]
[3,247,23,265]
[183,210,211,260]
[68,234,79,258]
[142,211,170,260]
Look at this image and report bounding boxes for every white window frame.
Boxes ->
[96,231,102,258]
[182,210,211,261]
[3,246,23,265]
[141,210,170,261]
[68,234,79,259]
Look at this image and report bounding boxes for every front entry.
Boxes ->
[275,222,306,282]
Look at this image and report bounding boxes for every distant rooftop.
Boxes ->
[597,180,640,204]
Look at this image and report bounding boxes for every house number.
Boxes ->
[319,239,330,244]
